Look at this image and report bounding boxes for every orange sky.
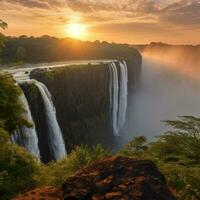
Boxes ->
[1,0,200,44]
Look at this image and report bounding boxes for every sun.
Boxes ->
[66,23,87,39]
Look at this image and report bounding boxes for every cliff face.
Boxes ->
[22,56,141,160]
[14,156,176,200]
[21,83,52,163]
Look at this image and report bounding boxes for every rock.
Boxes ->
[62,156,176,200]
[105,191,123,199]
[13,186,63,200]
[13,156,176,200]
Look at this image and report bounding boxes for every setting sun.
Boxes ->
[66,23,87,39]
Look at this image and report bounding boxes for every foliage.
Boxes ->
[120,116,200,200]
[0,19,7,48]
[0,35,140,64]
[158,162,200,200]
[149,116,200,164]
[0,19,7,30]
[0,72,30,133]
[0,73,199,200]
[0,127,39,199]
[119,136,148,158]
[15,46,27,62]
[35,144,111,187]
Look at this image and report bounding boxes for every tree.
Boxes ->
[15,46,27,62]
[0,19,7,30]
[0,127,39,199]
[119,136,148,157]
[0,19,7,47]
[150,116,200,164]
[0,73,30,133]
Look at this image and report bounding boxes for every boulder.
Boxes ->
[14,156,176,200]
[63,156,176,200]
[13,186,63,200]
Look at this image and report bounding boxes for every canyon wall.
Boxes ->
[20,55,141,162]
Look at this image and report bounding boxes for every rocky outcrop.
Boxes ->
[13,186,63,200]
[14,156,176,200]
[62,156,176,200]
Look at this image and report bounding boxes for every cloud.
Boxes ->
[63,0,200,28]
[159,0,200,26]
[0,0,199,44]
[4,0,50,9]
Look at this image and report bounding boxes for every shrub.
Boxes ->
[35,144,111,187]
[0,128,40,199]
[0,72,30,133]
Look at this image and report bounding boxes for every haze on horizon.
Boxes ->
[1,0,200,45]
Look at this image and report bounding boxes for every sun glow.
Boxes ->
[66,23,87,39]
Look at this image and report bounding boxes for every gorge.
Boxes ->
[11,56,141,163]
[10,43,200,163]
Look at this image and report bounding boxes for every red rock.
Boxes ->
[13,156,177,200]
[105,191,123,199]
[13,186,63,200]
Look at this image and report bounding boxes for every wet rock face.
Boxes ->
[26,58,141,155]
[62,156,176,200]
[21,83,52,163]
[30,63,113,153]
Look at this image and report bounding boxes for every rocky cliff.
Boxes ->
[14,156,176,200]
[20,56,141,162]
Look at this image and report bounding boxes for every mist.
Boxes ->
[122,50,200,144]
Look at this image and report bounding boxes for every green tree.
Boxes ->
[0,19,7,47]
[0,127,39,199]
[35,144,110,187]
[0,72,30,133]
[119,136,148,157]
[150,116,200,164]
[15,46,27,62]
[145,116,200,200]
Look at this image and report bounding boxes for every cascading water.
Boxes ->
[109,63,119,136]
[26,79,66,160]
[11,92,40,159]
[118,61,128,130]
[109,61,128,136]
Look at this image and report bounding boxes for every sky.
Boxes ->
[0,0,200,44]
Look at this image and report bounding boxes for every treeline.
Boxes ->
[0,35,140,64]
[141,42,200,65]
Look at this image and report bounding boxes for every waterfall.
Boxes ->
[109,63,119,136]
[26,79,66,160]
[109,61,128,136]
[11,92,40,159]
[118,61,128,130]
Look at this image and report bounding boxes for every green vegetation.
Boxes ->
[0,56,198,199]
[120,116,200,200]
[0,73,31,133]
[0,105,199,200]
[0,128,39,200]
[0,36,140,64]
[0,25,38,198]
[0,19,7,64]
[35,144,110,187]
[0,19,7,48]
